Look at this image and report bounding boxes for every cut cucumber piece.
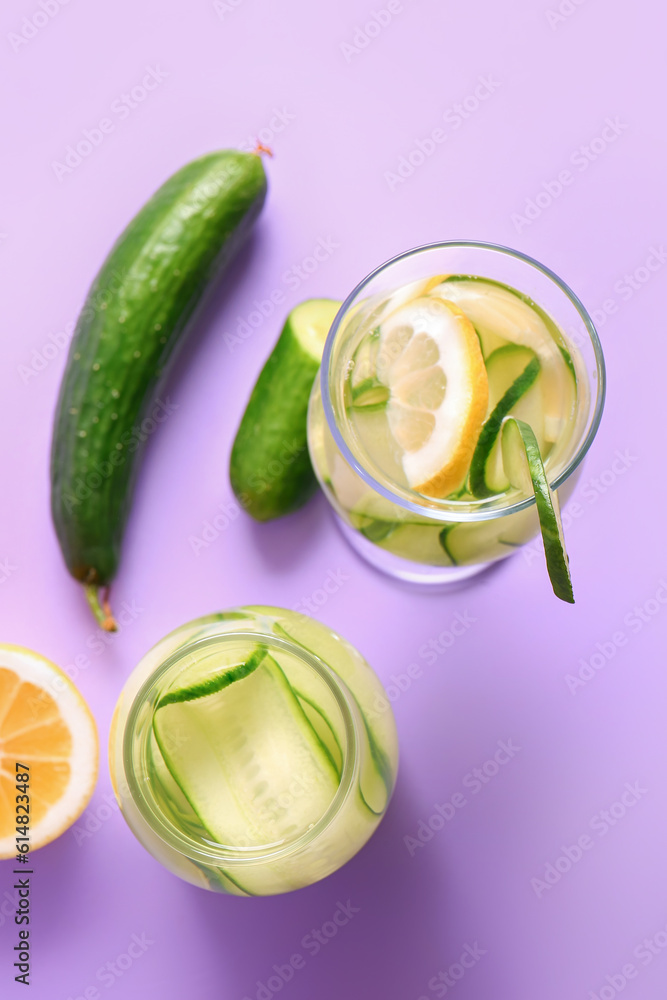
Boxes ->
[469,349,541,498]
[154,653,341,850]
[230,298,341,521]
[501,417,574,603]
[291,298,341,360]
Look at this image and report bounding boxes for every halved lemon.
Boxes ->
[376,296,488,497]
[0,645,98,858]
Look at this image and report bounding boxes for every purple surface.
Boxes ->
[1,1,665,997]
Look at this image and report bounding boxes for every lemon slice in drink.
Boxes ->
[376,296,488,497]
[0,645,98,857]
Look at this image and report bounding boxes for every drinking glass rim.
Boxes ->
[320,239,607,523]
[121,628,358,867]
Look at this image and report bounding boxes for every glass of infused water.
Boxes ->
[109,607,398,895]
[308,241,605,595]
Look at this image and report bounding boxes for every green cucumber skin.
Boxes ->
[157,645,267,708]
[51,151,267,585]
[469,356,540,499]
[502,417,574,603]
[230,304,338,521]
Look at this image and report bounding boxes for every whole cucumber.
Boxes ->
[51,150,267,628]
[230,300,341,521]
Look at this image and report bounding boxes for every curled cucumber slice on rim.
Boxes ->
[501,417,574,604]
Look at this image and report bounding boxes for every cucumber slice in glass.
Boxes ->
[292,688,344,776]
[440,508,536,566]
[431,276,575,441]
[266,616,395,817]
[377,522,453,565]
[469,348,541,497]
[154,652,341,851]
[350,326,381,391]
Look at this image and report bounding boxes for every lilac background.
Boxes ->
[1,1,666,998]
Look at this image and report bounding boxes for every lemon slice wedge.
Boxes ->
[377,296,488,497]
[0,645,98,857]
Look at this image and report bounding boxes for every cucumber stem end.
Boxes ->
[84,583,117,632]
[253,141,273,158]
